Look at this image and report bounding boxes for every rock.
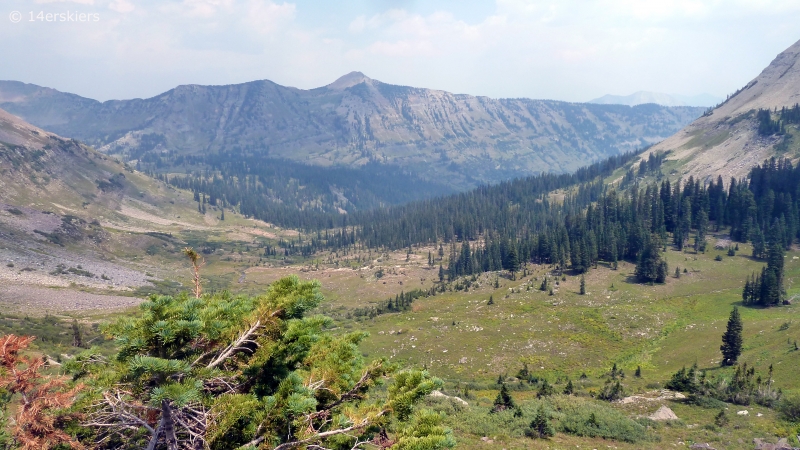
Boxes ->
[753,437,799,450]
[649,405,679,421]
[429,390,468,406]
[690,444,715,450]
[738,410,749,415]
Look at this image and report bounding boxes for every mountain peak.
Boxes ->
[326,71,372,90]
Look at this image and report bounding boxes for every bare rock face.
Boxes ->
[753,437,800,450]
[640,38,800,182]
[0,75,702,189]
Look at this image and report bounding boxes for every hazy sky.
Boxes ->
[2,0,799,102]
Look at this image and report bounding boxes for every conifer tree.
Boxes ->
[526,407,555,439]
[721,306,744,366]
[492,383,515,412]
[67,277,452,449]
[71,318,83,348]
[579,275,586,295]
[635,236,667,284]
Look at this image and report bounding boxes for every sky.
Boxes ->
[1,0,799,103]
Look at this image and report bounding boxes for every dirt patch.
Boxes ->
[118,204,208,230]
[0,285,142,314]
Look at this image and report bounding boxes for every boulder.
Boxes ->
[649,405,679,421]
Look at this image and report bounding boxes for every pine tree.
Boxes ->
[66,277,451,449]
[487,295,494,305]
[579,275,586,295]
[720,306,743,366]
[526,407,555,439]
[563,379,574,395]
[438,264,444,282]
[71,319,83,348]
[536,379,555,398]
[492,383,515,412]
[636,236,667,284]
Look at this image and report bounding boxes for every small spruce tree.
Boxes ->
[720,306,744,366]
[526,407,555,439]
[579,275,586,295]
[492,383,515,412]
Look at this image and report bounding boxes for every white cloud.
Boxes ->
[108,0,134,13]
[2,0,800,103]
[242,1,295,35]
[35,0,95,4]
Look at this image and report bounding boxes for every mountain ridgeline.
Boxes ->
[0,73,703,192]
[639,37,800,181]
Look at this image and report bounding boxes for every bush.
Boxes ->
[598,380,625,401]
[714,409,729,427]
[778,395,800,422]
[550,396,651,443]
[665,365,701,393]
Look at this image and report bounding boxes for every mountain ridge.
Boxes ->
[0,75,703,190]
[638,37,800,182]
[589,91,722,107]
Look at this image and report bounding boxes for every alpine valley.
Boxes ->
[1,35,800,450]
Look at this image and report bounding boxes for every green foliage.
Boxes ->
[714,409,729,427]
[665,364,701,393]
[492,383,516,412]
[536,379,555,398]
[597,379,625,402]
[525,406,554,439]
[549,396,650,443]
[392,410,456,450]
[666,362,781,407]
[742,231,786,306]
[778,395,800,422]
[67,276,450,449]
[635,235,667,284]
[721,306,743,365]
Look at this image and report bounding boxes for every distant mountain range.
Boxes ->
[0,73,703,191]
[639,37,800,182]
[589,91,723,107]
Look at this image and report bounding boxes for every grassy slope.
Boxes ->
[280,235,798,449]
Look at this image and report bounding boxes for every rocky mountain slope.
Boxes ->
[0,108,223,297]
[0,73,704,189]
[640,38,800,181]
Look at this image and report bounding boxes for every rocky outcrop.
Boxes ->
[639,38,800,182]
